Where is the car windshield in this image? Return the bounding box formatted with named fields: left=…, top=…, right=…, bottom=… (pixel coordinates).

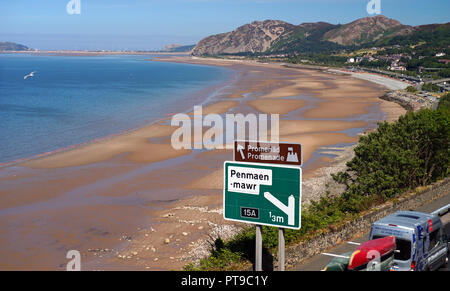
left=372, top=235, right=412, bottom=261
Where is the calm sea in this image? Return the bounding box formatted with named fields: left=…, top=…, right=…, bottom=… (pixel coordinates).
left=0, top=54, right=231, bottom=164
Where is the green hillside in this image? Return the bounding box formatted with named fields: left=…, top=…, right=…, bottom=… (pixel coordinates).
left=268, top=23, right=343, bottom=54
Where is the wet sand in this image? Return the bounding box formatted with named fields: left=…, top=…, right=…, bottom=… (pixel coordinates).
left=0, top=56, right=406, bottom=270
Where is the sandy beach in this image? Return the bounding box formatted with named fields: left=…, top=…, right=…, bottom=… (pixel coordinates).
left=0, top=55, right=406, bottom=270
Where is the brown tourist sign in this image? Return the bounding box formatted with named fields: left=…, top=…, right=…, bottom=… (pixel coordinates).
left=233, top=140, right=303, bottom=166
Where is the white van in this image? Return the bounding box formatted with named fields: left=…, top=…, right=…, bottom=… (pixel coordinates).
left=369, top=210, right=449, bottom=271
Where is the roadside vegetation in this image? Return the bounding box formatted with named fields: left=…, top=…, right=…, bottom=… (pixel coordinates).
left=422, top=83, right=441, bottom=93
left=406, top=86, right=418, bottom=93
left=184, top=99, right=450, bottom=271
left=437, top=92, right=450, bottom=113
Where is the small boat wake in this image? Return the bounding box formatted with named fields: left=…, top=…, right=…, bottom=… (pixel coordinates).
left=24, top=71, right=36, bottom=80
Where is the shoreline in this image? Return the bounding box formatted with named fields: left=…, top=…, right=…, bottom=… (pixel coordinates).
left=0, top=50, right=190, bottom=56
left=0, top=55, right=407, bottom=270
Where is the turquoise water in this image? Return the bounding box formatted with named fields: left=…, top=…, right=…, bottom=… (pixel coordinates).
left=0, top=54, right=231, bottom=164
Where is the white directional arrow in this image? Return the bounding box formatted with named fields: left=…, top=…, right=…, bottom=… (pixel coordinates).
left=264, top=192, right=295, bottom=225
left=236, top=144, right=246, bottom=160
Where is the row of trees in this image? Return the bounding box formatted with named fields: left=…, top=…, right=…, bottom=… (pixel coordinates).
left=331, top=98, right=449, bottom=212
left=422, top=83, right=441, bottom=92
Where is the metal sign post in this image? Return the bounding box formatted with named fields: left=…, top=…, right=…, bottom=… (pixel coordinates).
left=255, top=225, right=263, bottom=271
left=278, top=228, right=285, bottom=271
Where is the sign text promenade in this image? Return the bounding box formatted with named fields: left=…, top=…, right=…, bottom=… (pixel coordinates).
left=234, top=141, right=302, bottom=166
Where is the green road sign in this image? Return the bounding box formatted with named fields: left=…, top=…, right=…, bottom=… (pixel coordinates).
left=223, top=161, right=302, bottom=230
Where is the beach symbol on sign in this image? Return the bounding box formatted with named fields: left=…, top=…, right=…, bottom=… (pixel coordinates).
left=286, top=147, right=299, bottom=163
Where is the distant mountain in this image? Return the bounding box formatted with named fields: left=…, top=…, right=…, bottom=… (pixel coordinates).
left=192, top=15, right=448, bottom=56
left=192, top=20, right=297, bottom=56
left=162, top=44, right=183, bottom=51
left=0, top=41, right=30, bottom=51
left=323, top=15, right=414, bottom=46
left=161, top=44, right=196, bottom=53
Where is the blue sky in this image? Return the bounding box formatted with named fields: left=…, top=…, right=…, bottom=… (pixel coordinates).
left=0, top=0, right=449, bottom=50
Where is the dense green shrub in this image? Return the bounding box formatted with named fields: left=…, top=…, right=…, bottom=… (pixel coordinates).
left=334, top=109, right=449, bottom=206
left=422, top=83, right=441, bottom=92
left=438, top=68, right=450, bottom=78
left=406, top=86, right=418, bottom=93
left=438, top=92, right=450, bottom=113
